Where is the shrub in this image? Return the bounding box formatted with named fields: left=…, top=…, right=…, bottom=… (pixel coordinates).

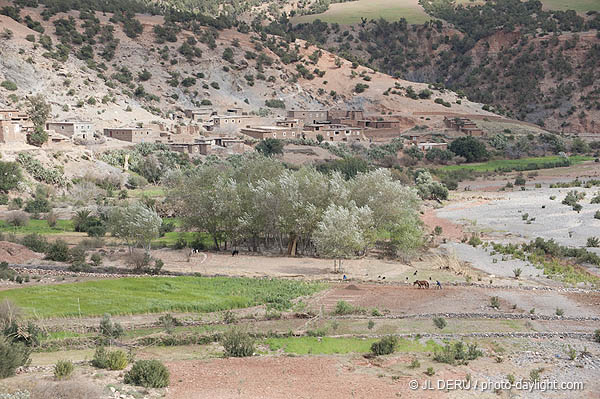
left=490, top=296, right=500, bottom=309
left=433, top=317, right=447, bottom=330
left=90, top=253, right=102, bottom=267
left=468, top=234, right=482, bottom=247
left=425, top=367, right=435, bottom=376
left=99, top=314, right=124, bottom=339
left=594, top=329, right=600, bottom=343
left=91, top=346, right=108, bottom=368
left=529, top=368, right=543, bottom=381
left=0, top=161, right=22, bottom=192
left=0, top=81, right=17, bottom=91
left=595, top=211, right=600, bottom=220
left=107, top=350, right=128, bottom=370
left=158, top=313, right=180, bottom=333
left=370, top=335, right=397, bottom=356
left=433, top=341, right=482, bottom=365
left=20, top=233, right=48, bottom=253
left=354, top=83, right=369, bottom=93
left=264, top=99, right=285, bottom=109
left=7, top=211, right=29, bottom=227
left=0, top=336, right=31, bottom=378
left=126, top=251, right=152, bottom=271
left=555, top=308, right=564, bottom=316
left=513, top=268, right=522, bottom=278
left=46, top=211, right=57, bottom=228
left=587, top=237, right=599, bottom=248
left=124, top=360, right=169, bottom=388
left=409, top=358, right=420, bottom=369
left=367, top=320, right=375, bottom=330
left=45, top=240, right=70, bottom=262
left=333, top=300, right=354, bottom=315
left=514, top=174, right=526, bottom=186
left=221, top=327, right=255, bottom=357
left=54, top=360, right=74, bottom=380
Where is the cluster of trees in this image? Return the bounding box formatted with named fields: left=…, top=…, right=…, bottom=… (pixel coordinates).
left=166, top=154, right=423, bottom=258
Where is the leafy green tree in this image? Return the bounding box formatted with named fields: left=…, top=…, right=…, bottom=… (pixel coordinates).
left=449, top=137, right=488, bottom=163
left=108, top=202, right=161, bottom=253
left=255, top=138, right=284, bottom=157
left=0, top=162, right=22, bottom=192
left=313, top=202, right=373, bottom=271
left=26, top=94, right=51, bottom=130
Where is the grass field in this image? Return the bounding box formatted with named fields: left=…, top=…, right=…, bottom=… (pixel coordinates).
left=540, top=0, right=600, bottom=12
left=292, top=0, right=599, bottom=26
left=292, top=0, right=431, bottom=25
left=0, top=219, right=74, bottom=235
left=265, top=336, right=441, bottom=354
left=438, top=155, right=593, bottom=173
left=0, top=277, right=327, bottom=318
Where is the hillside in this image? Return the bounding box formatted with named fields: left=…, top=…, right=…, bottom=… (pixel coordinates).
left=0, top=1, right=498, bottom=134
left=289, top=0, right=600, bottom=133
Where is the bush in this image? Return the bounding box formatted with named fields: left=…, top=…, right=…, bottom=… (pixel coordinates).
left=7, top=211, right=29, bottom=227
left=333, top=300, right=354, bottom=315
left=586, top=237, right=599, bottom=248
left=0, top=336, right=31, bottom=378
left=221, top=327, right=255, bottom=357
left=264, top=99, right=285, bottom=109
left=594, top=329, right=600, bottom=343
left=425, top=367, right=435, bottom=376
left=370, top=335, right=397, bottom=356
left=54, top=360, right=74, bottom=380
left=45, top=239, right=70, bottom=262
left=468, top=234, right=482, bottom=247
left=91, top=346, right=108, bottom=369
left=124, top=360, right=170, bottom=388
left=20, top=233, right=48, bottom=253
left=0, top=161, right=22, bottom=192
left=490, top=296, right=500, bottom=309
left=1, top=80, right=17, bottom=91
left=555, top=308, right=564, bottom=316
left=433, top=317, right=447, bottom=330
left=99, top=314, right=123, bottom=340
left=107, top=350, right=128, bottom=370
left=513, top=268, right=522, bottom=278
left=90, top=253, right=102, bottom=267
left=433, top=341, right=482, bottom=365
left=354, top=83, right=369, bottom=93
left=514, top=174, right=526, bottom=186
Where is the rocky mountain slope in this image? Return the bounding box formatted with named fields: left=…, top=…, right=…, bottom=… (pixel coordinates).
left=0, top=2, right=494, bottom=134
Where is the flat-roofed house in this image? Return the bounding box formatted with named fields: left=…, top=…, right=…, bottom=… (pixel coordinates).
left=286, top=110, right=328, bottom=125
left=302, top=124, right=364, bottom=142
left=103, top=127, right=158, bottom=143
left=46, top=121, right=94, bottom=139
left=0, top=120, right=25, bottom=144
left=241, top=126, right=298, bottom=140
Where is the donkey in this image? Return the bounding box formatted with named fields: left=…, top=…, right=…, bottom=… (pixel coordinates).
left=413, top=280, right=429, bottom=289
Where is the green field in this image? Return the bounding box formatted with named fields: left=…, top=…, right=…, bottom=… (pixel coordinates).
left=265, top=336, right=441, bottom=355
left=292, top=0, right=431, bottom=25
left=540, top=0, right=600, bottom=12
left=0, top=219, right=74, bottom=235
left=438, top=155, right=593, bottom=173
left=292, top=0, right=599, bottom=26
left=0, top=277, right=327, bottom=318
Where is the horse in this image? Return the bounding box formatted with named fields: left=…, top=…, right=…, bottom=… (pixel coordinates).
left=232, top=250, right=239, bottom=256
left=413, top=280, right=429, bottom=289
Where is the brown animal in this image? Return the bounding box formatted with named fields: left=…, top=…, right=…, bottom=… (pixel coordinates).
left=413, top=280, right=429, bottom=289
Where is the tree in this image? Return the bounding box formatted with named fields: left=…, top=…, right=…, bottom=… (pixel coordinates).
left=448, top=137, right=488, bottom=163
left=27, top=127, right=48, bottom=147
left=26, top=94, right=51, bottom=130
left=313, top=202, right=373, bottom=271
left=414, top=170, right=448, bottom=201
left=255, top=138, right=284, bottom=157
left=108, top=202, right=161, bottom=253
left=0, top=162, right=22, bottom=192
